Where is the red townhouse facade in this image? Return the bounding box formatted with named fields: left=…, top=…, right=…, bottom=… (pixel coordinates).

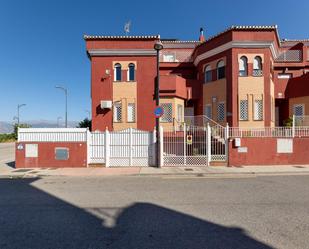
left=85, top=25, right=309, bottom=131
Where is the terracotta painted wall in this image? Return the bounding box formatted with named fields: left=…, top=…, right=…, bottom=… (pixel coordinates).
left=229, top=137, right=309, bottom=166
left=15, top=142, right=87, bottom=168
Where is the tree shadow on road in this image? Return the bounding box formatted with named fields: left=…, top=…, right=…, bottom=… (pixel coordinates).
left=0, top=178, right=273, bottom=249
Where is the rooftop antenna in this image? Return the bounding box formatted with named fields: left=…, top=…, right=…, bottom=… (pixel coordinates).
left=124, top=20, right=131, bottom=35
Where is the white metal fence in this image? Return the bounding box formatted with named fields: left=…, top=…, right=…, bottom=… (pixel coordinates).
left=229, top=126, right=309, bottom=138
left=18, top=128, right=87, bottom=142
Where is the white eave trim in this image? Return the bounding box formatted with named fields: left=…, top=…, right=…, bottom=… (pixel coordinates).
left=88, top=49, right=157, bottom=57
left=194, top=41, right=279, bottom=65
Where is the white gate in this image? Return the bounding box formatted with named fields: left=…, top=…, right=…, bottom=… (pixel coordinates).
left=89, top=132, right=106, bottom=164
left=88, top=128, right=155, bottom=167
left=162, top=123, right=228, bottom=166
left=163, top=124, right=209, bottom=166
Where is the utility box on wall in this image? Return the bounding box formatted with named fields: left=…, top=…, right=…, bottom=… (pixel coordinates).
left=234, top=138, right=241, bottom=147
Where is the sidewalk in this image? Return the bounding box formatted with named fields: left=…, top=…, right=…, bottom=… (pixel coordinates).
left=2, top=164, right=309, bottom=178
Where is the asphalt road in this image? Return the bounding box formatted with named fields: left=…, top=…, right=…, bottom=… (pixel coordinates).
left=0, top=175, right=308, bottom=249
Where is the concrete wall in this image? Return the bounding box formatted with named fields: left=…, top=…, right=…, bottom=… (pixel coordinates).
left=15, top=142, right=87, bottom=168
left=229, top=137, right=309, bottom=166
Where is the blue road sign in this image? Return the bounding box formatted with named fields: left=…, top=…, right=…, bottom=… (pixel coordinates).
left=154, top=106, right=164, bottom=118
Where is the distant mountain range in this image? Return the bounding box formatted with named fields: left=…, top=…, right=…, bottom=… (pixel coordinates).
left=0, top=120, right=79, bottom=134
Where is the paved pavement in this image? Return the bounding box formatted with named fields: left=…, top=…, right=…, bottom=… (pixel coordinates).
left=0, top=175, right=309, bottom=249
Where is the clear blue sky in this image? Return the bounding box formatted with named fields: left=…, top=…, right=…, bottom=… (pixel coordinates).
left=0, top=0, right=308, bottom=122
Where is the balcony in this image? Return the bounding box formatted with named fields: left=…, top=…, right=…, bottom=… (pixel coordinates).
left=275, top=50, right=302, bottom=62
left=160, top=75, right=191, bottom=99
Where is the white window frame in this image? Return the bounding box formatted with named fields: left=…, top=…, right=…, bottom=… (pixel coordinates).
left=127, top=103, right=136, bottom=122
left=113, top=102, right=122, bottom=122
left=254, top=99, right=264, bottom=121
left=293, top=104, right=305, bottom=116
left=204, top=65, right=212, bottom=83
left=114, top=63, right=122, bottom=81
left=217, top=60, right=225, bottom=80
left=204, top=104, right=212, bottom=119
left=127, top=63, right=135, bottom=82
left=177, top=104, right=183, bottom=122
left=239, top=56, right=248, bottom=76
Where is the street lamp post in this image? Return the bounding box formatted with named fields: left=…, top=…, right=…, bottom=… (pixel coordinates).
left=55, top=85, right=68, bottom=128
left=17, top=104, right=26, bottom=125
left=154, top=41, right=163, bottom=168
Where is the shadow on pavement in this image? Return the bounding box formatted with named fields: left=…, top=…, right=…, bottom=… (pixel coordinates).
left=0, top=178, right=273, bottom=249
left=5, top=161, right=15, bottom=168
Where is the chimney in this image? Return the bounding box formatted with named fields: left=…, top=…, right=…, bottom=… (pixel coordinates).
left=199, top=27, right=205, bottom=42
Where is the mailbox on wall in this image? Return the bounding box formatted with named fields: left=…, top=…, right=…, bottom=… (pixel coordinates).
left=234, top=138, right=241, bottom=147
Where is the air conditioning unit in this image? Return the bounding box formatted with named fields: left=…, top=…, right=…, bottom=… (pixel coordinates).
left=100, top=100, right=112, bottom=109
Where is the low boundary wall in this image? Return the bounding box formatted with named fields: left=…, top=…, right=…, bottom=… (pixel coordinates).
left=229, top=137, right=309, bottom=166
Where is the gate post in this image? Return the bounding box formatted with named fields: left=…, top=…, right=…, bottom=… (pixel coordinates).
left=183, top=122, right=186, bottom=166
left=105, top=128, right=110, bottom=167
left=292, top=115, right=295, bottom=138
left=160, top=126, right=164, bottom=167
left=225, top=123, right=229, bottom=163
left=152, top=127, right=156, bottom=166
left=86, top=129, right=91, bottom=167
left=207, top=123, right=211, bottom=166
left=129, top=127, right=133, bottom=166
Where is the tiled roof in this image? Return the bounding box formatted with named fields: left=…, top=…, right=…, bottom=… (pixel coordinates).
left=207, top=25, right=277, bottom=41
left=195, top=25, right=278, bottom=48
left=162, top=40, right=200, bottom=44
left=83, top=35, right=160, bottom=40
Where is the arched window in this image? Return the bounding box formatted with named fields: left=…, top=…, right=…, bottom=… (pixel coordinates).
left=128, top=63, right=135, bottom=81
left=239, top=56, right=248, bottom=76
left=217, top=60, right=225, bottom=79
left=204, top=65, right=212, bottom=83
left=253, top=56, right=262, bottom=76
left=114, top=63, right=122, bottom=81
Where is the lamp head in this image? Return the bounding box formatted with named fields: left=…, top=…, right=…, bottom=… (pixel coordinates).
left=154, top=41, right=163, bottom=51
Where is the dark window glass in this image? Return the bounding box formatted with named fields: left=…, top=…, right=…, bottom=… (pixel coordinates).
left=218, top=66, right=225, bottom=79
left=129, top=64, right=135, bottom=81
left=115, top=64, right=122, bottom=81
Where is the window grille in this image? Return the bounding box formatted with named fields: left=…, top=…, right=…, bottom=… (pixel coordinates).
left=114, top=63, right=122, bottom=81
left=128, top=63, right=135, bottom=81
left=177, top=104, right=183, bottom=122
left=204, top=65, right=212, bottom=83
left=217, top=103, right=225, bottom=122
left=160, top=103, right=173, bottom=122
left=113, top=103, right=122, bottom=122
left=239, top=100, right=248, bottom=120
left=127, top=103, right=136, bottom=122
left=254, top=99, right=263, bottom=120
left=253, top=56, right=263, bottom=77
left=217, top=60, right=225, bottom=79
left=293, top=104, right=304, bottom=116
left=204, top=105, right=212, bottom=119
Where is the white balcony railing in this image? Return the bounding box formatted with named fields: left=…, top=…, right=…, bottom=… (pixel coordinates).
left=275, top=50, right=302, bottom=62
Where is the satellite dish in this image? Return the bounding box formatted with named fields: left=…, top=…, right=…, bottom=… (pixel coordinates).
left=124, top=20, right=131, bottom=35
